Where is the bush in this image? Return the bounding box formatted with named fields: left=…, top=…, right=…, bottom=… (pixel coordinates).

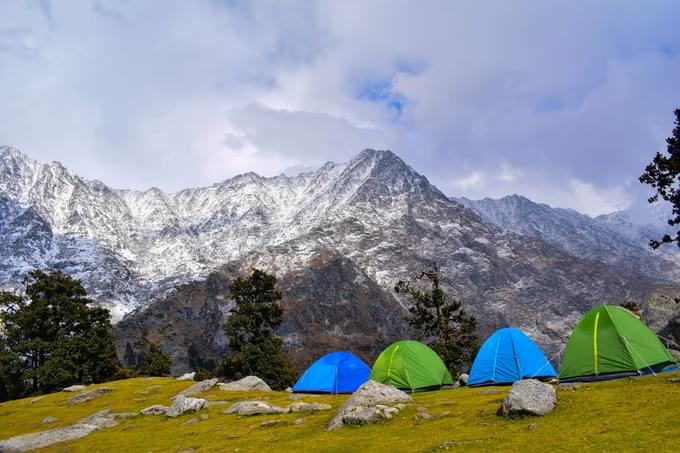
left=139, top=343, right=172, bottom=377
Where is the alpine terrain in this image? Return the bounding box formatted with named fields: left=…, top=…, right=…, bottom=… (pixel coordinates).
left=2, top=145, right=679, bottom=373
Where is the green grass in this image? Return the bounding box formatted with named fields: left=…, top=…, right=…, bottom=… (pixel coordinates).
left=2, top=371, right=680, bottom=452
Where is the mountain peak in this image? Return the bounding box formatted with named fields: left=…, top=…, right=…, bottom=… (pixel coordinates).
left=0, top=146, right=29, bottom=163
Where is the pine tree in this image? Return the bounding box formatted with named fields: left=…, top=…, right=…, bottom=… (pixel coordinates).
left=139, top=343, right=172, bottom=376
left=640, top=108, right=680, bottom=248
left=0, top=270, right=121, bottom=399
left=217, top=269, right=296, bottom=390
left=395, top=264, right=478, bottom=377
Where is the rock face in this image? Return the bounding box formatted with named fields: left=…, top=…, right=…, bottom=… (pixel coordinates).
left=68, top=387, right=113, bottom=405
left=166, top=395, right=207, bottom=418
left=499, top=379, right=557, bottom=417
left=218, top=376, right=271, bottom=392
left=327, top=380, right=412, bottom=430
left=180, top=378, right=219, bottom=396
left=223, top=401, right=286, bottom=416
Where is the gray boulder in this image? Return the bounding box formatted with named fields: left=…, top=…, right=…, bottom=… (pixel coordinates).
left=0, top=410, right=125, bottom=452
left=140, top=404, right=169, bottom=416
left=217, top=376, right=272, bottom=392
left=327, top=380, right=412, bottom=430
left=176, top=372, right=196, bottom=381
left=287, top=402, right=332, bottom=413
left=68, top=387, right=114, bottom=405
left=499, top=379, right=556, bottom=417
left=166, top=395, right=207, bottom=417
left=180, top=378, right=219, bottom=396
left=458, top=373, right=469, bottom=386
left=223, top=401, right=286, bottom=416
left=41, top=416, right=58, bottom=425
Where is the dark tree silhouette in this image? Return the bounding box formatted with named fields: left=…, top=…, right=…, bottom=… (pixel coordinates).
left=395, top=263, right=478, bottom=377
left=640, top=108, right=680, bottom=248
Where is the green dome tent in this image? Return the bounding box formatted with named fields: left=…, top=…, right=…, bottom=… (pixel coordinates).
left=559, top=305, right=676, bottom=381
left=369, top=340, right=453, bottom=391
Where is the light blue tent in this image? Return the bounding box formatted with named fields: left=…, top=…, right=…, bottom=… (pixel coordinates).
left=292, top=351, right=370, bottom=393
left=468, top=327, right=557, bottom=386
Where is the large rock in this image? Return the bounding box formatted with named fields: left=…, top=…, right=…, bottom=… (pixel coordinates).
left=180, top=378, right=219, bottom=396
left=327, top=380, right=412, bottom=430
left=223, top=401, right=286, bottom=416
left=0, top=410, right=125, bottom=452
left=166, top=395, right=207, bottom=417
left=68, top=387, right=114, bottom=405
left=217, top=376, right=271, bottom=392
left=499, top=379, right=556, bottom=417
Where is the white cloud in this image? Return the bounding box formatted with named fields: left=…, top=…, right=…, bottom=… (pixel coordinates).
left=1, top=0, right=679, bottom=214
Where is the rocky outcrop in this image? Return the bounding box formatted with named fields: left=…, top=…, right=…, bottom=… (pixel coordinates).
left=327, top=380, right=412, bottom=430
left=0, top=409, right=133, bottom=452
left=68, top=387, right=113, bottom=405
left=218, top=376, right=271, bottom=392
left=223, top=401, right=286, bottom=416
left=499, top=379, right=557, bottom=417
left=166, top=395, right=207, bottom=417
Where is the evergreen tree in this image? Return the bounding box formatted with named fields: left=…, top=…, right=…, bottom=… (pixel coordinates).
left=217, top=269, right=296, bottom=390
left=139, top=343, right=172, bottom=376
left=395, top=264, right=478, bottom=377
left=0, top=270, right=121, bottom=400
left=640, top=108, right=680, bottom=248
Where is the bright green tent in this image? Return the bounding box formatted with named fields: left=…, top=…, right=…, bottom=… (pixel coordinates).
left=559, top=305, right=676, bottom=381
left=369, top=340, right=453, bottom=391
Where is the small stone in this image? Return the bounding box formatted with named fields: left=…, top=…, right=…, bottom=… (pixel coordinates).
left=668, top=377, right=680, bottom=383
left=416, top=406, right=429, bottom=412
left=200, top=414, right=209, bottom=420
left=414, top=412, right=433, bottom=420
left=68, top=387, right=114, bottom=405
left=166, top=395, right=207, bottom=418
left=558, top=383, right=580, bottom=391
left=438, top=441, right=454, bottom=450
left=287, top=402, right=332, bottom=413
left=41, top=416, right=58, bottom=424
left=181, top=418, right=199, bottom=427
left=457, top=373, right=469, bottom=386
left=527, top=423, right=541, bottom=430
left=176, top=372, right=196, bottom=381
left=260, top=420, right=278, bottom=428
left=440, top=411, right=451, bottom=417
left=223, top=401, right=285, bottom=416
left=62, top=385, right=88, bottom=392
left=294, top=418, right=305, bottom=425
left=140, top=405, right=168, bottom=416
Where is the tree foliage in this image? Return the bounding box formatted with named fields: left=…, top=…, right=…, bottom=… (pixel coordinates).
left=395, top=264, right=478, bottom=377
left=0, top=270, right=121, bottom=400
left=640, top=108, right=680, bottom=248
left=217, top=269, right=296, bottom=390
left=139, top=343, right=172, bottom=377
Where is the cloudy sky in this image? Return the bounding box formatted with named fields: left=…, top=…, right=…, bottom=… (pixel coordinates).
left=1, top=1, right=679, bottom=216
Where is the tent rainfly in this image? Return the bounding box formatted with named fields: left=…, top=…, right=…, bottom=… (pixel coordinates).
left=559, top=305, right=677, bottom=382
left=468, top=327, right=557, bottom=386
left=292, top=351, right=370, bottom=394
left=369, top=340, right=453, bottom=391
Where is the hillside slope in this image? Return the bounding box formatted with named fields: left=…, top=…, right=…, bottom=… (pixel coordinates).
left=1, top=374, right=680, bottom=452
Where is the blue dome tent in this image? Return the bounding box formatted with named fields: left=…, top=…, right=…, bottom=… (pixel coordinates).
left=292, top=351, right=370, bottom=393
left=468, top=327, right=557, bottom=386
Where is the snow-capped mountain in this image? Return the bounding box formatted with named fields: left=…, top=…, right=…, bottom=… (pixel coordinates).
left=456, top=194, right=680, bottom=280
left=3, top=146, right=679, bottom=372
